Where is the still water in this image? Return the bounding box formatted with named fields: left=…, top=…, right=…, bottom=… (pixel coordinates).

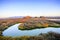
left=3, top=23, right=60, bottom=37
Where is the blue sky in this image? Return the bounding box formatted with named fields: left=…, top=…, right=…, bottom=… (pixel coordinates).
left=0, top=0, right=60, bottom=18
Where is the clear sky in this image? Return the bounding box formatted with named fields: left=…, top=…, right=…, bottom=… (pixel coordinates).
left=0, top=0, right=60, bottom=18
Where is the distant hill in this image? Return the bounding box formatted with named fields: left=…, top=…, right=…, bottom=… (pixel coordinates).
left=9, top=16, right=24, bottom=19
left=45, top=16, right=60, bottom=19
left=0, top=16, right=60, bottom=20
left=0, top=16, right=24, bottom=20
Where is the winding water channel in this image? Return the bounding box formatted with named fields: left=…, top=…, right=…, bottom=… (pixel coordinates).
left=3, top=23, right=60, bottom=37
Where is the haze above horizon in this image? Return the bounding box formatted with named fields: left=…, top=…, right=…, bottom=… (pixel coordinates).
left=0, top=0, right=60, bottom=18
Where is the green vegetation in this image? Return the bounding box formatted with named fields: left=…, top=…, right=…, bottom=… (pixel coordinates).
left=18, top=20, right=60, bottom=30
left=0, top=16, right=60, bottom=31
left=0, top=32, right=60, bottom=40
left=0, top=36, right=30, bottom=40
left=0, top=31, right=2, bottom=36
left=0, top=16, right=60, bottom=36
